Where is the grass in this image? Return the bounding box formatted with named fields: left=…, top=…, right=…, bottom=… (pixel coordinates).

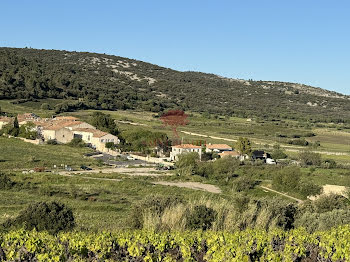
left=0, top=137, right=95, bottom=171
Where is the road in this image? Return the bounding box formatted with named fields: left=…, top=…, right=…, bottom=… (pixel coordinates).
left=259, top=186, right=304, bottom=203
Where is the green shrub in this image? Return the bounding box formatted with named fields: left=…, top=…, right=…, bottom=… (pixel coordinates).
left=186, top=205, right=217, bottom=230
left=271, top=149, right=287, bottom=160
left=298, top=181, right=322, bottom=198
left=47, top=139, right=58, bottom=145
left=68, top=137, right=86, bottom=147
left=313, top=194, right=349, bottom=213
left=232, top=176, right=257, bottom=192
left=2, top=201, right=75, bottom=234
left=299, top=151, right=322, bottom=166
left=0, top=173, right=16, bottom=190
left=272, top=167, right=301, bottom=192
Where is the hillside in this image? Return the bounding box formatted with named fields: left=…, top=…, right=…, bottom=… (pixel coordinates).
left=1, top=47, right=350, bottom=122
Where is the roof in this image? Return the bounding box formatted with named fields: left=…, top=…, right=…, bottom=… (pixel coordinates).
left=43, top=120, right=83, bottom=131
left=54, top=116, right=79, bottom=121
left=219, top=151, right=241, bottom=157
left=206, top=144, right=232, bottom=150
left=172, top=144, right=202, bottom=149
left=73, top=128, right=109, bottom=138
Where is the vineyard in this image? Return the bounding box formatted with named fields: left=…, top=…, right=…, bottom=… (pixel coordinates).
left=1, top=226, right=350, bottom=261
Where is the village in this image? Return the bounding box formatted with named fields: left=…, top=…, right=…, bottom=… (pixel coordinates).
left=0, top=113, right=278, bottom=171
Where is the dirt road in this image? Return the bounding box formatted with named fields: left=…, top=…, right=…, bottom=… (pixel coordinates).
left=259, top=186, right=304, bottom=203
left=153, top=181, right=222, bottom=194
left=59, top=167, right=171, bottom=177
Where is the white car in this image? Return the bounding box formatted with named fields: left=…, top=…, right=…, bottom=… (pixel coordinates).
left=266, top=158, right=276, bottom=165
left=126, top=156, right=134, bottom=160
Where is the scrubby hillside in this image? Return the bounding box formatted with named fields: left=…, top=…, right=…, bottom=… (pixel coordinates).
left=1, top=47, right=349, bottom=122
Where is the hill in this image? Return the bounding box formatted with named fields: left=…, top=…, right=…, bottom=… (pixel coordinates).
left=1, top=47, right=350, bottom=122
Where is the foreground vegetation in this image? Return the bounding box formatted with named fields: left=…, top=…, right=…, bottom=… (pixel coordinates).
left=2, top=226, right=350, bottom=261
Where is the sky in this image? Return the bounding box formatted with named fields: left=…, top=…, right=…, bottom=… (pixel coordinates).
left=1, top=0, right=349, bottom=94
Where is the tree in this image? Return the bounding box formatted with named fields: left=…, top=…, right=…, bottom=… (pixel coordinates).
left=160, top=110, right=189, bottom=138
left=105, top=142, right=116, bottom=150
left=235, top=137, right=252, bottom=155
left=90, top=112, right=119, bottom=135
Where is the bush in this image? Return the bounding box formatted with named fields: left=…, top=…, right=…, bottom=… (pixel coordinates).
left=271, top=149, right=287, bottom=160
left=2, top=201, right=75, bottom=234
left=272, top=167, right=301, bottom=192
left=68, top=137, right=86, bottom=147
left=321, top=159, right=337, bottom=169
left=40, top=103, right=51, bottom=110
left=313, top=194, right=349, bottom=213
left=186, top=205, right=217, bottom=230
left=47, top=139, right=58, bottom=145
left=288, top=138, right=309, bottom=146
left=0, top=173, right=16, bottom=190
left=298, top=182, right=322, bottom=198
left=299, top=151, right=322, bottom=166
left=232, top=176, right=257, bottom=192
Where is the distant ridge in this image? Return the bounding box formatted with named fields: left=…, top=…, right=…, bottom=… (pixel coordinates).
left=0, top=47, right=349, bottom=122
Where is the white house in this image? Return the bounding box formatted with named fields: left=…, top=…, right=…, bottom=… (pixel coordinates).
left=170, top=144, right=202, bottom=161
left=72, top=128, right=120, bottom=151
left=0, top=117, right=12, bottom=130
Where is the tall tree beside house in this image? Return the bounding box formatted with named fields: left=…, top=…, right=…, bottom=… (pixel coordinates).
left=235, top=137, right=252, bottom=156
left=90, top=112, right=119, bottom=136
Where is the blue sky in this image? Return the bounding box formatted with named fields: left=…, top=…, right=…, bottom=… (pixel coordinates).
left=1, top=0, right=349, bottom=94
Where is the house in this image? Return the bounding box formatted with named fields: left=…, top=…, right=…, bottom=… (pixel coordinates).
left=0, top=117, right=12, bottom=129
left=41, top=126, right=74, bottom=143
left=17, top=113, right=40, bottom=125
left=205, top=143, right=232, bottom=153
left=218, top=150, right=249, bottom=161
left=251, top=150, right=270, bottom=161
left=170, top=144, right=202, bottom=161
left=218, top=151, right=240, bottom=159
left=72, top=128, right=120, bottom=151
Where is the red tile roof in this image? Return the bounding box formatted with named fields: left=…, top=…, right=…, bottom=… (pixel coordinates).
left=206, top=144, right=232, bottom=150
left=173, top=144, right=202, bottom=149
left=219, top=151, right=240, bottom=157
left=73, top=128, right=109, bottom=138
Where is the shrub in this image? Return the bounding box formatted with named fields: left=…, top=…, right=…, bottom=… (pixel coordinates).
left=40, top=103, right=51, bottom=110
left=321, top=159, right=337, bottom=169
left=232, top=176, right=257, bottom=192
left=186, top=205, right=217, bottom=230
left=298, top=182, right=322, bottom=198
left=271, top=149, right=287, bottom=160
left=47, top=139, right=58, bottom=145
left=299, top=151, right=322, bottom=166
left=2, top=201, right=75, bottom=234
left=68, top=137, right=86, bottom=147
left=0, top=173, right=16, bottom=190
left=272, top=167, right=301, bottom=192
left=313, top=194, right=349, bottom=213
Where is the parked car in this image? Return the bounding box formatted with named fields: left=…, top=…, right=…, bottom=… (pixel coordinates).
left=80, top=165, right=92, bottom=170
left=266, top=158, right=276, bottom=165
left=126, top=156, right=134, bottom=160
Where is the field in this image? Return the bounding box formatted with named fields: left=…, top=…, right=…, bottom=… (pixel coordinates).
left=1, top=99, right=350, bottom=234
